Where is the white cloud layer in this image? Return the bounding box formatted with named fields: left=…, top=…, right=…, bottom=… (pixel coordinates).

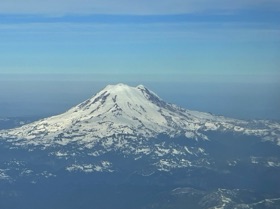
left=0, top=0, right=279, bottom=15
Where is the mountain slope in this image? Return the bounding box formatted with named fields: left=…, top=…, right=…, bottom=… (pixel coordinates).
left=1, top=83, right=279, bottom=148
left=1, top=83, right=280, bottom=209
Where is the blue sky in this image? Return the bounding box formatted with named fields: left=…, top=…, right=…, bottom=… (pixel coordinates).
left=0, top=0, right=279, bottom=119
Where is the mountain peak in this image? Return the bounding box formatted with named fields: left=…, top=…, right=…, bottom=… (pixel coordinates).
left=103, top=83, right=132, bottom=92
left=94, top=83, right=162, bottom=106
left=136, top=84, right=147, bottom=90
left=102, top=83, right=151, bottom=95
left=1, top=83, right=279, bottom=148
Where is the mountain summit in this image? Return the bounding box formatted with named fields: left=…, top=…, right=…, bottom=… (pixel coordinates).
left=1, top=83, right=279, bottom=147
left=1, top=84, right=280, bottom=209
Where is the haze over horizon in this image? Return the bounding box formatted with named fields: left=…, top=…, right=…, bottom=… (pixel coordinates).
left=0, top=0, right=279, bottom=120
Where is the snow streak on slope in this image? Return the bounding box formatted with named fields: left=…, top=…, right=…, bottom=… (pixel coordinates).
left=0, top=83, right=279, bottom=147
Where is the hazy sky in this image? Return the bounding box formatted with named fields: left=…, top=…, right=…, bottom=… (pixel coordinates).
left=0, top=0, right=279, bottom=119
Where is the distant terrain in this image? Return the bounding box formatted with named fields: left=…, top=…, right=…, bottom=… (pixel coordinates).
left=0, top=117, right=38, bottom=130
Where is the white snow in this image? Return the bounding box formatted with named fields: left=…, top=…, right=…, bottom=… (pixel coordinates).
left=20, top=169, right=33, bottom=176
left=184, top=146, right=193, bottom=155
left=55, top=151, right=68, bottom=157
left=204, top=122, right=218, bottom=130
left=155, top=147, right=170, bottom=156
left=0, top=170, right=10, bottom=180
left=0, top=83, right=279, bottom=149
left=185, top=131, right=195, bottom=139
left=212, top=195, right=232, bottom=209
left=198, top=148, right=205, bottom=153
left=136, top=147, right=151, bottom=155
left=172, top=148, right=182, bottom=155
left=66, top=161, right=112, bottom=173
left=268, top=161, right=276, bottom=167
left=251, top=156, right=259, bottom=164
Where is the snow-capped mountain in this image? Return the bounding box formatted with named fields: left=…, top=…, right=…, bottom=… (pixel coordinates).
left=1, top=83, right=279, bottom=148
left=1, top=83, right=280, bottom=209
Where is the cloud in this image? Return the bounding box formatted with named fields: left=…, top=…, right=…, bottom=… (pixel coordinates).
left=0, top=0, right=279, bottom=15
